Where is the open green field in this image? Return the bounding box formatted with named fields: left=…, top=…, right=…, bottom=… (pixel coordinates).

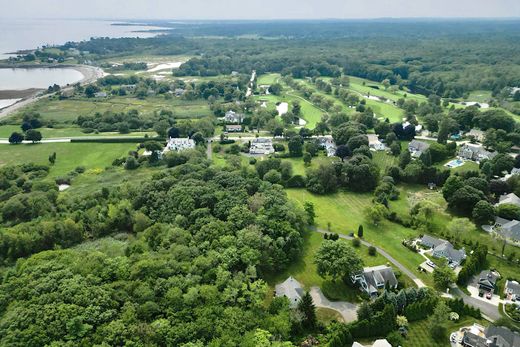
left=257, top=73, right=280, bottom=85
left=347, top=76, right=428, bottom=104
left=0, top=125, right=157, bottom=138
left=286, top=189, right=431, bottom=285
left=372, top=150, right=398, bottom=174
left=10, top=96, right=212, bottom=124
left=0, top=142, right=137, bottom=177
left=465, top=90, right=493, bottom=103
left=282, top=155, right=337, bottom=176
left=255, top=92, right=324, bottom=129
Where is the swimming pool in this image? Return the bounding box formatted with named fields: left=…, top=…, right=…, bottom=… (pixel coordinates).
left=444, top=159, right=465, bottom=168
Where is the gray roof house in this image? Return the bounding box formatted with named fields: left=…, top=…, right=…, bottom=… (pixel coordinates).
left=350, top=265, right=398, bottom=297
left=496, top=220, right=520, bottom=243
left=463, top=325, right=520, bottom=347
left=497, top=193, right=520, bottom=208
left=408, top=140, right=430, bottom=158
left=368, top=134, right=386, bottom=151
left=275, top=277, right=304, bottom=308
left=477, top=270, right=500, bottom=294
left=224, top=110, right=244, bottom=124
left=458, top=143, right=497, bottom=162
left=250, top=138, right=275, bottom=155
left=504, top=280, right=520, bottom=300
left=467, top=129, right=485, bottom=142
left=420, top=235, right=466, bottom=266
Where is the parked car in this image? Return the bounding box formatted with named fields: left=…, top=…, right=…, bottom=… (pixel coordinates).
left=426, top=261, right=436, bottom=268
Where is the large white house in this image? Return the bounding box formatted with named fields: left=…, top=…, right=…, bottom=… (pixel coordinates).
left=163, top=137, right=196, bottom=153
left=350, top=265, right=398, bottom=297
left=249, top=138, right=275, bottom=155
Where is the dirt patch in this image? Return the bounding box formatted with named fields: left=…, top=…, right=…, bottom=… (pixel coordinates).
left=0, top=89, right=41, bottom=99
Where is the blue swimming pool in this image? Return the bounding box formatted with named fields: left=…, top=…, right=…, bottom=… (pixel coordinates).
left=444, top=159, right=465, bottom=168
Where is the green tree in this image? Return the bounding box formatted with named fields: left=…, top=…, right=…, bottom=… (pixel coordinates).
left=315, top=240, right=363, bottom=281
left=8, top=132, right=24, bottom=144
left=472, top=201, right=495, bottom=225
left=25, top=129, right=42, bottom=143
left=365, top=203, right=387, bottom=225
left=288, top=136, right=303, bottom=157
left=398, top=150, right=411, bottom=169
left=304, top=202, right=316, bottom=225
left=298, top=292, right=317, bottom=329
left=433, top=262, right=456, bottom=290
left=429, top=300, right=450, bottom=342
left=357, top=225, right=364, bottom=238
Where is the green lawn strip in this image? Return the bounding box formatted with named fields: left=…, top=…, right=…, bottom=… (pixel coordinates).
left=346, top=76, right=428, bottom=104
left=282, top=155, right=336, bottom=176
left=316, top=307, right=344, bottom=324
left=372, top=151, right=398, bottom=174
left=0, top=142, right=137, bottom=177
left=286, top=189, right=432, bottom=286
left=0, top=125, right=157, bottom=138
left=10, top=96, right=212, bottom=123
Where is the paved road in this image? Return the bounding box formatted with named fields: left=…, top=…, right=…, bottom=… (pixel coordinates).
left=450, top=286, right=500, bottom=321
left=310, top=286, right=358, bottom=323
left=314, top=228, right=426, bottom=288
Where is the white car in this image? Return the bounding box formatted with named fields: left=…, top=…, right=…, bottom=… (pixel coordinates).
left=426, top=261, right=436, bottom=268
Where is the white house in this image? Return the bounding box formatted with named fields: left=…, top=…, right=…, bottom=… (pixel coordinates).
left=250, top=138, right=275, bottom=155
left=224, top=110, right=244, bottom=124
left=317, top=136, right=337, bottom=157
left=368, top=134, right=386, bottom=151
left=163, top=137, right=196, bottom=153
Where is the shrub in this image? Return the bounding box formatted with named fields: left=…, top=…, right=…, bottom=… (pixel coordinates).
left=352, top=238, right=361, bottom=248
left=368, top=246, right=377, bottom=256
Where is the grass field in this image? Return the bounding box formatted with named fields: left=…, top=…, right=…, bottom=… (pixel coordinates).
left=372, top=150, right=398, bottom=174
left=257, top=73, right=280, bottom=85
left=0, top=142, right=137, bottom=177
left=10, top=95, right=212, bottom=124
left=347, top=76, right=428, bottom=104
left=282, top=155, right=337, bottom=176
left=286, top=189, right=431, bottom=285
left=316, top=307, right=344, bottom=324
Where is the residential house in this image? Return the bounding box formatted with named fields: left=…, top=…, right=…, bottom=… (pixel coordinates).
left=463, top=324, right=520, bottom=347
left=505, top=280, right=520, bottom=301
left=174, top=88, right=185, bottom=97
left=317, top=136, right=337, bottom=157
left=408, top=140, right=430, bottom=158
left=275, top=277, right=304, bottom=308
left=224, top=110, right=244, bottom=124
left=500, top=168, right=520, bottom=182
left=368, top=134, right=386, bottom=151
left=352, top=339, right=392, bottom=347
left=163, top=137, right=196, bottom=153
left=477, top=270, right=500, bottom=294
left=94, top=91, right=107, bottom=98
left=497, top=193, right=520, bottom=208
left=350, top=265, right=398, bottom=297
left=249, top=138, right=275, bottom=155
left=225, top=125, right=242, bottom=133
left=467, top=129, right=485, bottom=142
left=493, top=218, right=520, bottom=243
left=420, top=235, right=466, bottom=266
left=458, top=143, right=497, bottom=162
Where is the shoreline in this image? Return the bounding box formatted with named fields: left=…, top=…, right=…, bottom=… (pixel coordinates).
left=0, top=64, right=104, bottom=119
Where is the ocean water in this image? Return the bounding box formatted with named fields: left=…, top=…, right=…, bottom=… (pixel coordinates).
left=0, top=68, right=84, bottom=90
left=0, top=18, right=165, bottom=59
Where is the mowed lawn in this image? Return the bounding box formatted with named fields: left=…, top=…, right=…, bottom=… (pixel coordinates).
left=347, top=76, right=428, bottom=104
left=257, top=73, right=280, bottom=85
left=11, top=96, right=212, bottom=123
left=0, top=142, right=137, bottom=177
left=255, top=93, right=324, bottom=129
left=286, top=189, right=431, bottom=285
left=0, top=125, right=157, bottom=138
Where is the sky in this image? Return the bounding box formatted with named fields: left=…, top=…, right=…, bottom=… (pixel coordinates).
left=0, top=0, right=519, bottom=20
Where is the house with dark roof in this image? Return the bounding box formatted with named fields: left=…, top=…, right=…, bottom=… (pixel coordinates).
left=477, top=270, right=500, bottom=294
left=463, top=325, right=520, bottom=347
left=493, top=217, right=520, bottom=243
left=458, top=143, right=497, bottom=162
left=350, top=265, right=398, bottom=297
left=420, top=235, right=466, bottom=266
left=275, top=277, right=304, bottom=308
left=408, top=140, right=430, bottom=158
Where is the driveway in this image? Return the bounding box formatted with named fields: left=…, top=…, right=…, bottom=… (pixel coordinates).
left=310, top=286, right=358, bottom=323
left=314, top=228, right=426, bottom=288
left=450, top=285, right=501, bottom=321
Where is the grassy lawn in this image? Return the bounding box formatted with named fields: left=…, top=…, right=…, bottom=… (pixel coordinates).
left=372, top=151, right=398, bottom=174
left=265, top=231, right=391, bottom=303
left=346, top=76, right=428, bottom=104
left=286, top=189, right=431, bottom=286
left=10, top=96, right=212, bottom=123
left=0, top=142, right=137, bottom=177
left=257, top=73, right=280, bottom=85
left=282, top=155, right=337, bottom=176
left=405, top=316, right=488, bottom=347
left=316, top=307, right=344, bottom=324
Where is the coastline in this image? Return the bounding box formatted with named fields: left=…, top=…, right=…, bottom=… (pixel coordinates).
left=0, top=64, right=104, bottom=120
